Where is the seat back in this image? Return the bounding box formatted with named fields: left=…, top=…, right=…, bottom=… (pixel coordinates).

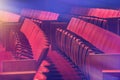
left=20, top=18, right=49, bottom=61
left=21, top=9, right=59, bottom=20
left=67, top=17, right=120, bottom=53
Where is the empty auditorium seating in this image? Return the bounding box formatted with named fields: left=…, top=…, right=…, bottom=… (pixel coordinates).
left=66, top=17, right=120, bottom=53
left=0, top=18, right=49, bottom=80
left=1, top=8, right=120, bottom=80
left=69, top=7, right=120, bottom=36
left=22, top=9, right=76, bottom=22
left=55, top=27, right=103, bottom=79
left=78, top=16, right=120, bottom=36
left=54, top=16, right=120, bottom=80
left=17, top=18, right=49, bottom=60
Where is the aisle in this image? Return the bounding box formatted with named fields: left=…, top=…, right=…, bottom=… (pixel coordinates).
left=34, top=47, right=84, bottom=80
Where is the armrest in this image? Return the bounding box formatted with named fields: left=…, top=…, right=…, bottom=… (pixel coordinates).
left=86, top=54, right=120, bottom=80
left=102, top=70, right=120, bottom=80
left=102, top=70, right=120, bottom=73
left=0, top=71, right=36, bottom=80
left=0, top=71, right=36, bottom=75
left=1, top=59, right=37, bottom=72
left=87, top=54, right=120, bottom=69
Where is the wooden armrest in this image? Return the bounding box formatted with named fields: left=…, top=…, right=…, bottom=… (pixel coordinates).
left=87, top=54, right=120, bottom=70
left=1, top=59, right=37, bottom=72
left=0, top=71, right=36, bottom=75
left=102, top=70, right=120, bottom=80
left=102, top=70, right=120, bottom=76
left=102, top=70, right=120, bottom=73
left=86, top=54, right=120, bottom=80
left=0, top=71, right=36, bottom=80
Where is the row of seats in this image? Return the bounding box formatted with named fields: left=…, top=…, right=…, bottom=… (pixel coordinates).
left=55, top=28, right=103, bottom=79
left=79, top=16, right=120, bottom=36
left=19, top=19, right=50, bottom=77
left=54, top=18, right=120, bottom=80
left=20, top=10, right=89, bottom=80
left=21, top=17, right=86, bottom=80
left=21, top=9, right=59, bottom=20
left=54, top=29, right=120, bottom=80
left=0, top=17, right=50, bottom=80
left=18, top=16, right=84, bottom=80
left=20, top=9, right=120, bottom=53
left=70, top=7, right=120, bottom=36
left=0, top=9, right=120, bottom=80
left=79, top=16, right=107, bottom=29
left=67, top=17, right=120, bottom=53
left=21, top=9, right=72, bottom=43
left=88, top=8, right=120, bottom=18
left=21, top=8, right=80, bottom=23
left=20, top=18, right=49, bottom=60
left=70, top=7, right=120, bottom=18
left=20, top=8, right=120, bottom=80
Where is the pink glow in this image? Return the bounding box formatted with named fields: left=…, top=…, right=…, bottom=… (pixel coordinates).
left=0, top=10, right=20, bottom=22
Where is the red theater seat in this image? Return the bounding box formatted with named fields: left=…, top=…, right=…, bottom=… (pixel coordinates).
left=67, top=17, right=120, bottom=53
left=0, top=18, right=49, bottom=80
left=21, top=9, right=59, bottom=20
left=20, top=18, right=49, bottom=60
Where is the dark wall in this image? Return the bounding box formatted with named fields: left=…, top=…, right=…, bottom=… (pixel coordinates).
left=1, top=0, right=72, bottom=13
left=1, top=0, right=120, bottom=14
left=60, top=0, right=120, bottom=8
